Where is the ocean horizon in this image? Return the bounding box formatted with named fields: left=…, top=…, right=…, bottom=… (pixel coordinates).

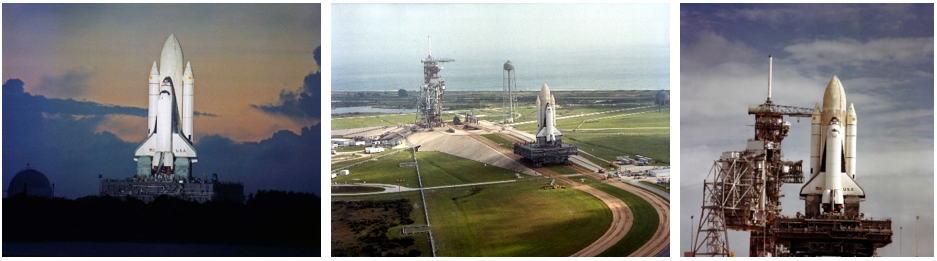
left=332, top=48, right=669, bottom=92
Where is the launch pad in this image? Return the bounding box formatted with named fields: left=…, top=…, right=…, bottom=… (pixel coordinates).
left=100, top=176, right=244, bottom=203
left=514, top=142, right=578, bottom=168
left=772, top=216, right=893, bottom=257
left=513, top=83, right=578, bottom=168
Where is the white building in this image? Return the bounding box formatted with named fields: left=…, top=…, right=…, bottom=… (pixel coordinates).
left=331, top=138, right=354, bottom=147
left=648, top=168, right=670, bottom=177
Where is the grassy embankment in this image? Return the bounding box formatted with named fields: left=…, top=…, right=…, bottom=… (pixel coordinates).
left=425, top=180, right=612, bottom=256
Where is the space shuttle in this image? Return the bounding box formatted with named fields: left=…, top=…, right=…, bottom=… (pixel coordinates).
left=800, top=76, right=864, bottom=217
left=133, top=34, right=198, bottom=179
left=535, top=84, right=562, bottom=144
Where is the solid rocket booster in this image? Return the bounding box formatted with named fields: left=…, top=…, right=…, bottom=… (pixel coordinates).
left=809, top=102, right=821, bottom=178
left=846, top=103, right=856, bottom=179
left=535, top=84, right=562, bottom=143
left=148, top=62, right=159, bottom=134
left=183, top=62, right=194, bottom=140
left=135, top=34, right=197, bottom=178
left=800, top=76, right=864, bottom=214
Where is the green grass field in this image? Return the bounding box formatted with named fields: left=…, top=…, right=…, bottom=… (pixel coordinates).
left=330, top=148, right=402, bottom=170
left=576, top=109, right=669, bottom=130
left=480, top=134, right=515, bottom=150
left=331, top=150, right=420, bottom=187
left=576, top=179, right=660, bottom=257
left=331, top=186, right=385, bottom=194
left=418, top=151, right=519, bottom=188
left=331, top=150, right=521, bottom=188
left=566, top=135, right=670, bottom=165
left=545, top=165, right=577, bottom=174
left=639, top=181, right=670, bottom=193
left=425, top=180, right=612, bottom=256
left=515, top=107, right=663, bottom=133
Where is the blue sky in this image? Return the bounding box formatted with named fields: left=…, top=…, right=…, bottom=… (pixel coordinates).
left=680, top=4, right=933, bottom=257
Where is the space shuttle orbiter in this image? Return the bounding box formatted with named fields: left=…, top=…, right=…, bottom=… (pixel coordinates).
left=133, top=34, right=198, bottom=179
left=800, top=76, right=864, bottom=217
left=535, top=84, right=562, bottom=144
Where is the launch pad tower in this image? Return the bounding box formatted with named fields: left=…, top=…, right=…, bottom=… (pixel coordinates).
left=416, top=37, right=453, bottom=129
left=691, top=56, right=811, bottom=257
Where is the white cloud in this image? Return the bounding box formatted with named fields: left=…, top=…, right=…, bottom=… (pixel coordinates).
left=784, top=37, right=934, bottom=69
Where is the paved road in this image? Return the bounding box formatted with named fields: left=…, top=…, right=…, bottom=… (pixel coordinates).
left=623, top=179, right=670, bottom=200
left=331, top=179, right=521, bottom=196
left=597, top=176, right=671, bottom=257
left=656, top=245, right=671, bottom=257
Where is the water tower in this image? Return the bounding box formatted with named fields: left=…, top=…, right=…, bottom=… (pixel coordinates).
left=503, top=60, right=516, bottom=123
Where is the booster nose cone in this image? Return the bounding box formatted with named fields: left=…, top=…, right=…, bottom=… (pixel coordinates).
left=183, top=62, right=193, bottom=79
left=150, top=61, right=159, bottom=75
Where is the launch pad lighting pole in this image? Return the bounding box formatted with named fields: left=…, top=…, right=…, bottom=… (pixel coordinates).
left=690, top=215, right=694, bottom=252
left=900, top=226, right=902, bottom=257
left=916, top=215, right=919, bottom=257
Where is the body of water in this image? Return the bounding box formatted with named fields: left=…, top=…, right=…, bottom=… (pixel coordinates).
left=331, top=106, right=416, bottom=114
left=332, top=48, right=669, bottom=92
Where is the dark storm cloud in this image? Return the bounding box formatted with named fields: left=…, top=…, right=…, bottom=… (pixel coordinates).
left=37, top=69, right=95, bottom=97
left=3, top=79, right=138, bottom=199
left=3, top=78, right=147, bottom=117
left=3, top=79, right=218, bottom=118
left=252, top=46, right=321, bottom=121
left=193, top=111, right=219, bottom=117
left=194, top=124, right=320, bottom=196
left=3, top=78, right=319, bottom=198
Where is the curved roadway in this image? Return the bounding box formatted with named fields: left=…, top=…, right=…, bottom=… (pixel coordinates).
left=486, top=130, right=670, bottom=257
left=470, top=132, right=634, bottom=257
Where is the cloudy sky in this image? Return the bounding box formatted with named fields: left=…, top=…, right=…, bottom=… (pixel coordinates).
left=333, top=4, right=669, bottom=61
left=3, top=3, right=322, bottom=198
left=332, top=4, right=670, bottom=92
left=680, top=4, right=933, bottom=257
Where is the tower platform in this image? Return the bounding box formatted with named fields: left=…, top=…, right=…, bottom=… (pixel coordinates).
left=772, top=216, right=893, bottom=256
left=514, top=142, right=578, bottom=168
left=101, top=176, right=244, bottom=204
